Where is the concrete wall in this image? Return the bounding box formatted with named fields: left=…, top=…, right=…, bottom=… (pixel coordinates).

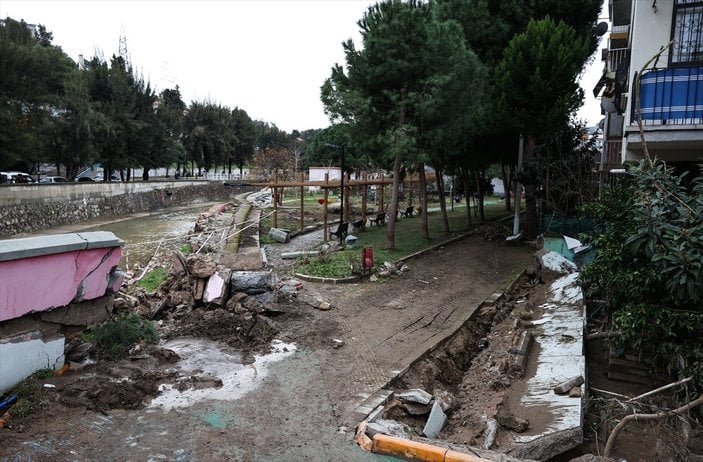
left=0, top=231, right=125, bottom=393
left=0, top=180, right=254, bottom=238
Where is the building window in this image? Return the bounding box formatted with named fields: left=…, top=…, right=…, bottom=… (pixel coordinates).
left=672, top=0, right=703, bottom=65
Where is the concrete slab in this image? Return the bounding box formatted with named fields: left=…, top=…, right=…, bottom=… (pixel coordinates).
left=513, top=272, right=585, bottom=456
left=0, top=232, right=123, bottom=261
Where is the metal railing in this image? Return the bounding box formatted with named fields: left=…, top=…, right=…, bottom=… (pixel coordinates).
left=632, top=66, right=703, bottom=125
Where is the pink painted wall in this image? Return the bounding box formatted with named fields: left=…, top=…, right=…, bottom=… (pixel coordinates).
left=0, top=247, right=122, bottom=322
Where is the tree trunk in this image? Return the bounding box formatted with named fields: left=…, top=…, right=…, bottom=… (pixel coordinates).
left=463, top=171, right=472, bottom=227
left=435, top=169, right=449, bottom=233
left=522, top=135, right=539, bottom=239
left=142, top=168, right=149, bottom=181
left=386, top=155, right=402, bottom=250
left=501, top=161, right=512, bottom=211
left=475, top=170, right=485, bottom=223
left=419, top=164, right=429, bottom=240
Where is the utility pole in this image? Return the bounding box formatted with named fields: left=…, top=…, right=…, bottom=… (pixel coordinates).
left=513, top=135, right=524, bottom=236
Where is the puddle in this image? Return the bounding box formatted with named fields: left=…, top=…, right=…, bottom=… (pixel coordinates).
left=149, top=338, right=296, bottom=411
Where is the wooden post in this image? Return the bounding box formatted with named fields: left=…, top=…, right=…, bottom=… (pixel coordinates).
left=273, top=172, right=278, bottom=229
left=299, top=172, right=304, bottom=232
left=323, top=173, right=329, bottom=242
left=379, top=180, right=385, bottom=213
left=362, top=173, right=368, bottom=225
left=344, top=173, right=350, bottom=223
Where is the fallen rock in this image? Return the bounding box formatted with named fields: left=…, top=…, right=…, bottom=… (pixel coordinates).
left=397, top=388, right=433, bottom=405
left=186, top=254, right=217, bottom=278
left=496, top=414, right=529, bottom=433
left=317, top=301, right=332, bottom=311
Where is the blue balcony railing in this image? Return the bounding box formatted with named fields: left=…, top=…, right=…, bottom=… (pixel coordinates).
left=635, top=66, right=703, bottom=125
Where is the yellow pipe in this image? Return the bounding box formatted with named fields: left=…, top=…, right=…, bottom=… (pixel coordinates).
left=371, top=434, right=491, bottom=462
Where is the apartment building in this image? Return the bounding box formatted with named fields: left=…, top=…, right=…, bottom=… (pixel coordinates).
left=598, top=0, right=703, bottom=169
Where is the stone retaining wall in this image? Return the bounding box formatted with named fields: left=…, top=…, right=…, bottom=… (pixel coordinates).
left=0, top=181, right=256, bottom=238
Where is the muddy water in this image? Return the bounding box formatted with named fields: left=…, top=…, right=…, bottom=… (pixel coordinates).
left=78, top=206, right=213, bottom=270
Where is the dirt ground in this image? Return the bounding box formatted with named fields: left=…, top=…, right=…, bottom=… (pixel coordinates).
left=1, top=203, right=700, bottom=461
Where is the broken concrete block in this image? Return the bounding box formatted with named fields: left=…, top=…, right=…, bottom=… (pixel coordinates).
left=230, top=270, right=272, bottom=295
left=537, top=249, right=577, bottom=274
left=204, top=269, right=231, bottom=305
left=366, top=419, right=410, bottom=439
left=568, top=386, right=582, bottom=397
left=422, top=401, right=447, bottom=438
left=397, top=388, right=433, bottom=405
left=401, top=402, right=432, bottom=415
left=553, top=375, right=584, bottom=395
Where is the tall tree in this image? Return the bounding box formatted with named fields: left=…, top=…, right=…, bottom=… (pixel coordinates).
left=322, top=0, right=481, bottom=248
left=495, top=18, right=591, bottom=238
left=0, top=17, right=75, bottom=170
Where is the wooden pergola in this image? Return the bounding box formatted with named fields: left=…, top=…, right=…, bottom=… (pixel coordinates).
left=258, top=173, right=394, bottom=241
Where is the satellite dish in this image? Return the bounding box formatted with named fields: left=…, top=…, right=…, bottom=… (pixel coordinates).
left=596, top=22, right=609, bottom=36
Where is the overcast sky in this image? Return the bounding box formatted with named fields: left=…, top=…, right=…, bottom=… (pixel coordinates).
left=1, top=0, right=606, bottom=133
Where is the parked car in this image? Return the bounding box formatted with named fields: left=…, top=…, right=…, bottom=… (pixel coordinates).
left=96, top=174, right=121, bottom=182
left=75, top=176, right=95, bottom=182
left=6, top=172, right=35, bottom=183
left=0, top=172, right=8, bottom=184
left=39, top=176, right=68, bottom=183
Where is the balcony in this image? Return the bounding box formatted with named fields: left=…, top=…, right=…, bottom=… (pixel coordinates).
left=602, top=139, right=622, bottom=166
left=634, top=66, right=703, bottom=126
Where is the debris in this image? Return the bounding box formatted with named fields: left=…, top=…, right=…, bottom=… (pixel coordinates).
left=568, top=386, right=581, bottom=397
left=331, top=338, right=344, bottom=348
left=478, top=338, right=489, bottom=350
left=496, top=413, right=529, bottom=433
left=401, top=402, right=432, bottom=415
left=553, top=375, right=585, bottom=395
left=482, top=417, right=498, bottom=449
left=186, top=254, right=217, bottom=278
left=366, top=419, right=410, bottom=439
left=397, top=389, right=433, bottom=405
left=369, top=275, right=378, bottom=282
left=268, top=228, right=290, bottom=243
left=422, top=401, right=447, bottom=438
left=317, top=301, right=332, bottom=311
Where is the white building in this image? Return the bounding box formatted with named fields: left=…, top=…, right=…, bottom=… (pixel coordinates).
left=597, top=0, right=703, bottom=168
left=308, top=167, right=341, bottom=192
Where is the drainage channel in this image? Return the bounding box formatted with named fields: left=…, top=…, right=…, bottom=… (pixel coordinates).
left=355, top=252, right=586, bottom=462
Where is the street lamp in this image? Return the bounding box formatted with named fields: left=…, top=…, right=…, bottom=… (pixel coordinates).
left=324, top=143, right=345, bottom=243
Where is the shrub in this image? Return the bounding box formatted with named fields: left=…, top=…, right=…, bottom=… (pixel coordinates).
left=91, top=313, right=160, bottom=360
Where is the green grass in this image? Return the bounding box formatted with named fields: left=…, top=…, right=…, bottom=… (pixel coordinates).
left=180, top=243, right=192, bottom=254
left=295, top=203, right=512, bottom=278
left=137, top=266, right=168, bottom=292
left=6, top=368, right=55, bottom=418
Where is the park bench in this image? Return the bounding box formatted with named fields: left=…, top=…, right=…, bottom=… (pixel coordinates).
left=401, top=206, right=415, bottom=218
left=369, top=211, right=386, bottom=226
left=331, top=222, right=349, bottom=240
left=352, top=218, right=365, bottom=232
